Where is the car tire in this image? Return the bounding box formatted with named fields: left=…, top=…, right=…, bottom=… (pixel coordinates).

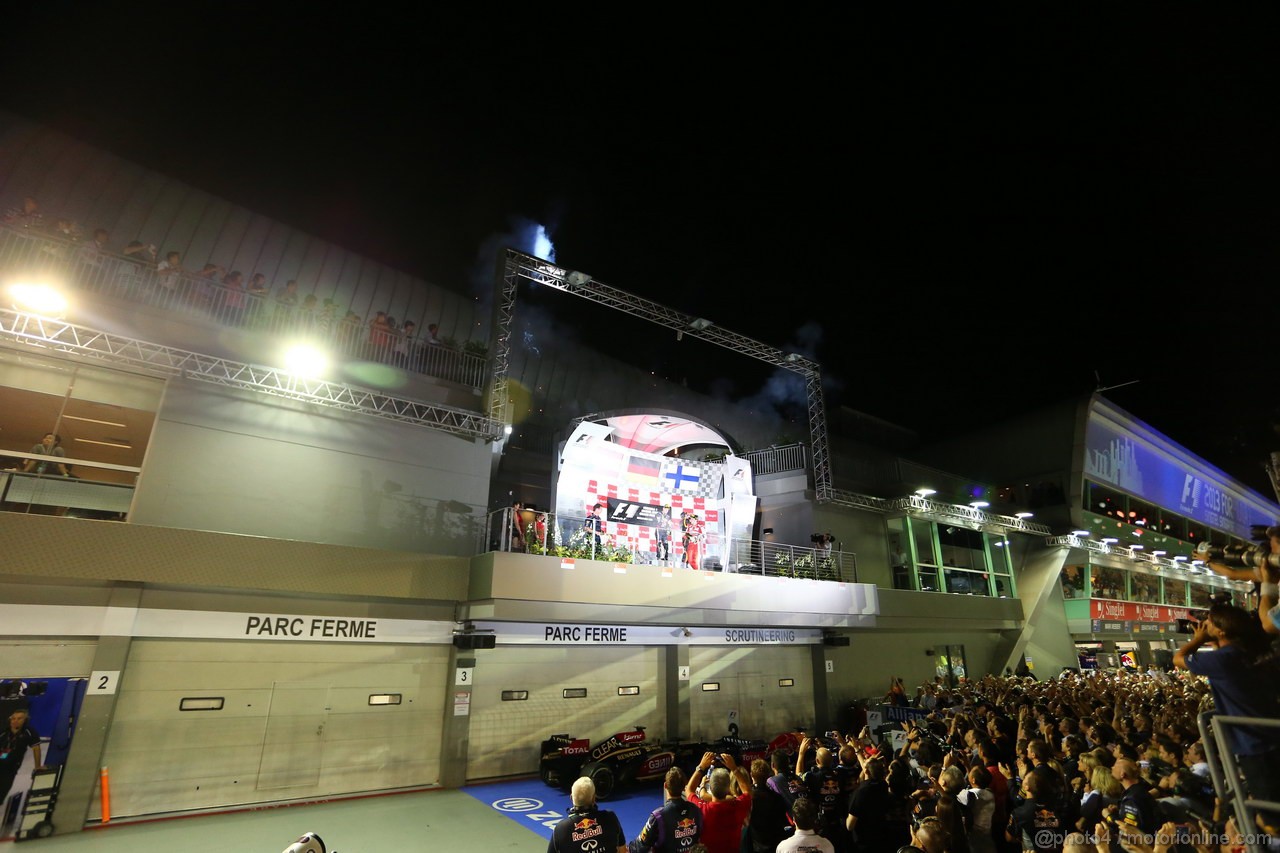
left=589, top=764, right=615, bottom=800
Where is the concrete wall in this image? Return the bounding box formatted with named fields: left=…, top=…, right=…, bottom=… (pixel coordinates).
left=130, top=378, right=492, bottom=554
left=821, top=627, right=1012, bottom=714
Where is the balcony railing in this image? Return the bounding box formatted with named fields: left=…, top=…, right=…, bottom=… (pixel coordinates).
left=1, top=450, right=138, bottom=520
left=486, top=507, right=858, bottom=582
left=742, top=443, right=808, bottom=475
left=0, top=226, right=489, bottom=389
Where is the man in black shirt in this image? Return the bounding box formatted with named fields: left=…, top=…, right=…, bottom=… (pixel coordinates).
left=767, top=748, right=807, bottom=816
left=632, top=767, right=702, bottom=853
left=550, top=776, right=627, bottom=853
left=746, top=758, right=792, bottom=853
left=0, top=709, right=42, bottom=807
left=798, top=737, right=850, bottom=853
left=1105, top=759, right=1160, bottom=853
left=1006, top=770, right=1071, bottom=852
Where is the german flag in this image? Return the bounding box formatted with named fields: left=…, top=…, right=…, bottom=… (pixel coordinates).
left=626, top=455, right=660, bottom=487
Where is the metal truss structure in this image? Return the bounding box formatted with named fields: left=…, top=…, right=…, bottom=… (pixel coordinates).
left=493, top=250, right=835, bottom=500
left=826, top=489, right=893, bottom=514
left=885, top=495, right=1053, bottom=536
left=1044, top=534, right=1249, bottom=590
left=0, top=309, right=502, bottom=441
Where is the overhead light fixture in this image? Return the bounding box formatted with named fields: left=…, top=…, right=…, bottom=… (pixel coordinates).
left=1072, top=530, right=1091, bottom=537
left=63, top=414, right=128, bottom=428
left=1152, top=550, right=1166, bottom=556
left=282, top=344, right=329, bottom=378
left=1129, top=544, right=1143, bottom=550
left=1172, top=555, right=1187, bottom=561
left=9, top=282, right=69, bottom=316
left=566, top=270, right=592, bottom=286
left=1014, top=512, right=1033, bottom=519
left=687, top=318, right=713, bottom=331
left=503, top=424, right=513, bottom=435
left=782, top=353, right=801, bottom=363
left=915, top=488, right=937, bottom=497
left=1101, top=537, right=1118, bottom=544
left=74, top=437, right=131, bottom=449
left=970, top=501, right=989, bottom=509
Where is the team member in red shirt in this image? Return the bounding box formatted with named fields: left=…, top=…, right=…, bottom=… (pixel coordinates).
left=684, top=750, right=752, bottom=853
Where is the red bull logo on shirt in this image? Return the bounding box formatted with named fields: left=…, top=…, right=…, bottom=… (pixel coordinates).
left=571, top=818, right=603, bottom=841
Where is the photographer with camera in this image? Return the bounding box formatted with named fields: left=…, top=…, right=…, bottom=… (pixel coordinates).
left=1172, top=602, right=1280, bottom=830
left=811, top=532, right=834, bottom=558
left=683, top=751, right=752, bottom=853
left=1197, top=525, right=1280, bottom=629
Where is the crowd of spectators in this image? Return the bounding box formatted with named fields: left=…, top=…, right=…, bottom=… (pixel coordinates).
left=615, top=603, right=1279, bottom=853
left=2, top=195, right=471, bottom=381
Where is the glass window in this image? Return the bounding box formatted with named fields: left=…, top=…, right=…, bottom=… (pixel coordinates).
left=911, top=518, right=938, bottom=591
left=911, top=519, right=937, bottom=567
left=938, top=525, right=985, bottom=571
left=888, top=518, right=913, bottom=590
left=0, top=350, right=162, bottom=520
left=1086, top=481, right=1128, bottom=522
left=936, top=645, right=967, bottom=687
left=1090, top=565, right=1127, bottom=600
left=1061, top=565, right=1086, bottom=599
left=990, top=538, right=1013, bottom=576
left=918, top=565, right=940, bottom=593
left=1127, top=497, right=1159, bottom=532
left=994, top=574, right=1015, bottom=598
left=1164, top=578, right=1188, bottom=606
left=944, top=568, right=990, bottom=596
left=1190, top=584, right=1214, bottom=609
left=1131, top=573, right=1160, bottom=604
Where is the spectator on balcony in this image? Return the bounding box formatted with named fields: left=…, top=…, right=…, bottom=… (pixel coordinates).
left=426, top=322, right=441, bottom=345
left=3, top=196, right=43, bottom=231
left=155, top=250, right=187, bottom=303
left=191, top=262, right=224, bottom=308
left=368, top=311, right=393, bottom=353
left=296, top=293, right=319, bottom=332
left=396, top=320, right=419, bottom=369
left=337, top=310, right=362, bottom=351
left=21, top=433, right=69, bottom=477
left=122, top=240, right=157, bottom=267
left=317, top=298, right=337, bottom=335
left=221, top=270, right=246, bottom=325
left=51, top=218, right=82, bottom=242
left=76, top=228, right=111, bottom=281
left=78, top=227, right=109, bottom=257
left=242, top=273, right=269, bottom=327
left=272, top=280, right=299, bottom=330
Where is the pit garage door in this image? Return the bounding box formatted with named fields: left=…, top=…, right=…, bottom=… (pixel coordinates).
left=465, top=645, right=664, bottom=781
left=96, top=639, right=450, bottom=818
left=688, top=645, right=815, bottom=743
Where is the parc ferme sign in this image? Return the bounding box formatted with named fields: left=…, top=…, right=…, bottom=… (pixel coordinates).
left=0, top=603, right=457, bottom=644
left=471, top=622, right=822, bottom=646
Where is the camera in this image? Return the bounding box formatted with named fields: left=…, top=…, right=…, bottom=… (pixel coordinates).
left=1175, top=618, right=1198, bottom=635
left=1196, top=526, right=1280, bottom=571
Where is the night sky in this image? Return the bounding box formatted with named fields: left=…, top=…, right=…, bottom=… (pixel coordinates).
left=3, top=6, right=1278, bottom=499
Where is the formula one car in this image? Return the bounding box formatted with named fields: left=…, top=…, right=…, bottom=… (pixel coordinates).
left=539, top=726, right=707, bottom=800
